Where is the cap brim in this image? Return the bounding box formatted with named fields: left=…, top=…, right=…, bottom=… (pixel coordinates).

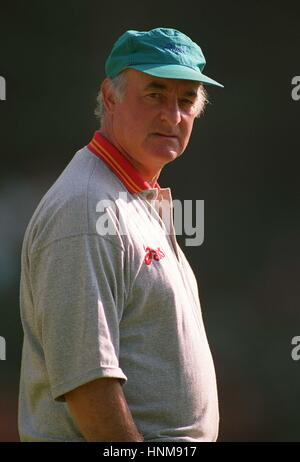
left=128, top=63, right=224, bottom=88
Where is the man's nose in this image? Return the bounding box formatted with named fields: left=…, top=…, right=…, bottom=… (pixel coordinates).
left=160, top=99, right=182, bottom=126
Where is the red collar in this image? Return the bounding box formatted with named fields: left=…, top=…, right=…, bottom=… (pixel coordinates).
left=87, top=131, right=160, bottom=194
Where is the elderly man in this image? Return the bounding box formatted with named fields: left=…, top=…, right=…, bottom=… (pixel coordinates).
left=19, top=28, right=223, bottom=442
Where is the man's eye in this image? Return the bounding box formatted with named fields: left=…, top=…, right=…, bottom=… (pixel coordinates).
left=148, top=93, right=161, bottom=98
left=180, top=99, right=193, bottom=105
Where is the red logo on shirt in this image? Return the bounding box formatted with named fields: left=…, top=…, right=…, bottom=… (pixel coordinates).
left=144, top=247, right=165, bottom=265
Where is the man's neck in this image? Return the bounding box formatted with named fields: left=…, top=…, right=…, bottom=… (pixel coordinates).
left=99, top=126, right=161, bottom=186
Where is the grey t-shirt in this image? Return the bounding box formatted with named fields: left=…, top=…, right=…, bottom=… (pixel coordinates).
left=18, top=145, right=219, bottom=442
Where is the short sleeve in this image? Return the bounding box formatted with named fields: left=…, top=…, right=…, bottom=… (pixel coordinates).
left=30, top=233, right=128, bottom=401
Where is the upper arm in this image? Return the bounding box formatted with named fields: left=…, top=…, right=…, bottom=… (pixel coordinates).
left=30, top=233, right=128, bottom=402
left=65, top=377, right=124, bottom=417
left=65, top=378, right=142, bottom=442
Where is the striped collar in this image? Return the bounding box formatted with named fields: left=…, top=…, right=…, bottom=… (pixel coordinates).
left=87, top=131, right=160, bottom=194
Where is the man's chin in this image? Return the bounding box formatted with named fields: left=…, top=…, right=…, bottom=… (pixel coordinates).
left=147, top=144, right=181, bottom=160
left=150, top=149, right=180, bottom=164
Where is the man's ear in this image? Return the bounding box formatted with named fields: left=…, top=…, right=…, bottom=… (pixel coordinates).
left=101, top=78, right=117, bottom=114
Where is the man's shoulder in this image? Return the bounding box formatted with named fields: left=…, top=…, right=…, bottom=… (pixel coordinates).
left=24, top=145, right=127, bottom=253
left=51, top=145, right=124, bottom=202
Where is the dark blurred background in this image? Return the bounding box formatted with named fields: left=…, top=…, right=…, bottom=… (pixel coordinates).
left=1, top=0, right=300, bottom=441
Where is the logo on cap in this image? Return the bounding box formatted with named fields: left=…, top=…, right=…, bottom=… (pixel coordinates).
left=165, top=45, right=184, bottom=55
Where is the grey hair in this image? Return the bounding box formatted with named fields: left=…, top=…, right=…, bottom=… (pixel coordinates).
left=95, top=72, right=209, bottom=124
left=95, top=73, right=128, bottom=125
left=195, top=85, right=209, bottom=118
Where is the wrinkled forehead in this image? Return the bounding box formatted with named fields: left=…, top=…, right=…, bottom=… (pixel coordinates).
left=124, top=69, right=201, bottom=95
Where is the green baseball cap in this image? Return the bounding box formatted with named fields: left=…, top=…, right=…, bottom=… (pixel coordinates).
left=105, top=28, right=223, bottom=88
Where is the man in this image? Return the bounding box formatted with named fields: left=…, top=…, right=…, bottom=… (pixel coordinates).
left=18, top=27, right=223, bottom=442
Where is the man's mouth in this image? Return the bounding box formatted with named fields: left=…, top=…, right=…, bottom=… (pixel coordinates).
left=151, top=133, right=178, bottom=138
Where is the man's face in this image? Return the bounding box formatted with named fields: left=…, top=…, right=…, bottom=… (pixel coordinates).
left=108, top=69, right=202, bottom=180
